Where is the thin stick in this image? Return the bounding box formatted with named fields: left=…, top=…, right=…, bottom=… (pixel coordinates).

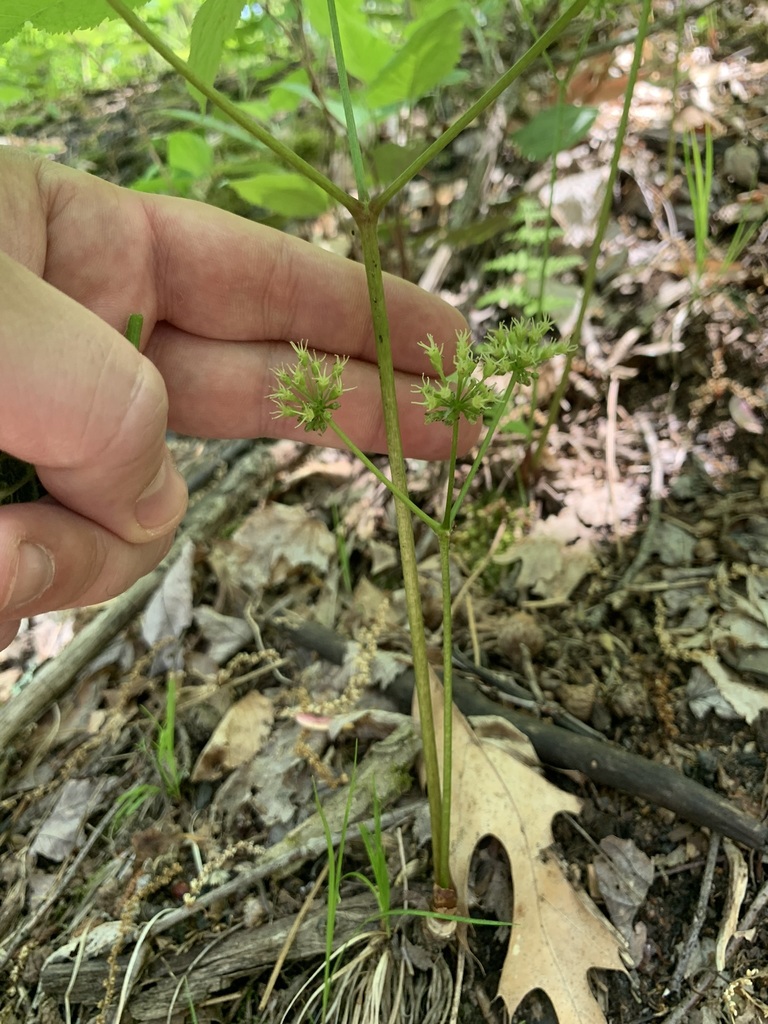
left=534, top=0, right=655, bottom=468
left=668, top=833, right=721, bottom=993
left=259, top=863, right=330, bottom=1011
left=605, top=374, right=623, bottom=559
left=64, top=921, right=93, bottom=1024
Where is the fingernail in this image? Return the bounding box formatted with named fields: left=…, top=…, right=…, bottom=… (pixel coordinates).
left=7, top=543, right=55, bottom=610
left=135, top=452, right=187, bottom=535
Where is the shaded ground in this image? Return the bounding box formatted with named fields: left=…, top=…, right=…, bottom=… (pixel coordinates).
left=1, top=6, right=768, bottom=1023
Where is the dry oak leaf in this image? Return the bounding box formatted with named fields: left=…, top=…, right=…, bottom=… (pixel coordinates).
left=192, top=690, right=274, bottom=782
left=428, top=669, right=626, bottom=1022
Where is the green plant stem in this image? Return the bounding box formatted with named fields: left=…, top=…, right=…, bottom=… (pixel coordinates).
left=125, top=313, right=143, bottom=349
left=450, top=376, right=518, bottom=527
left=441, top=421, right=461, bottom=532
left=328, top=422, right=440, bottom=532
left=325, top=0, right=368, bottom=201
left=437, top=530, right=453, bottom=889
left=356, top=215, right=446, bottom=887
left=684, top=125, right=713, bottom=279
left=372, top=0, right=590, bottom=213
left=103, top=0, right=358, bottom=215
left=533, top=0, right=653, bottom=470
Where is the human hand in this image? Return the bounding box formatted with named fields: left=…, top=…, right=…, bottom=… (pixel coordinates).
left=0, top=150, right=477, bottom=651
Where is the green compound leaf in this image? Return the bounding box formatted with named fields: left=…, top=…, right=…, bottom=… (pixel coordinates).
left=166, top=131, right=215, bottom=179
left=229, top=173, right=330, bottom=218
left=187, top=0, right=243, bottom=113
left=0, top=0, right=148, bottom=44
left=512, top=105, right=598, bottom=161
left=371, top=140, right=428, bottom=182
left=365, top=9, right=463, bottom=108
left=302, top=0, right=395, bottom=84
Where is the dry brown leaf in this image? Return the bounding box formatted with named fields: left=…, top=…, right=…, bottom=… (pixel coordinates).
left=192, top=691, right=274, bottom=782
left=716, top=838, right=748, bottom=971
left=427, top=670, right=626, bottom=1022
left=210, top=503, right=336, bottom=595
left=493, top=534, right=595, bottom=603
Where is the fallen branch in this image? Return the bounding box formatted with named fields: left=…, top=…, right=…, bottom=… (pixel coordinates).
left=274, top=615, right=768, bottom=851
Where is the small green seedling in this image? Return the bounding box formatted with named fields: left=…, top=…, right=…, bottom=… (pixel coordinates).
left=345, top=783, right=391, bottom=937
left=115, top=672, right=184, bottom=825
left=145, top=671, right=184, bottom=801
left=683, top=125, right=714, bottom=283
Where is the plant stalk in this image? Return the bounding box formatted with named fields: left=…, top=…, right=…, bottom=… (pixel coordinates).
left=372, top=0, right=591, bottom=212
left=450, top=376, right=518, bottom=527
left=329, top=422, right=440, bottom=532
left=355, top=214, right=447, bottom=886
left=325, top=0, right=368, bottom=201
left=533, top=0, right=654, bottom=469
left=437, top=530, right=454, bottom=889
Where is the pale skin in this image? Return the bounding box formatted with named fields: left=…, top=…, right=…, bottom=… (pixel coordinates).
left=0, top=149, right=478, bottom=653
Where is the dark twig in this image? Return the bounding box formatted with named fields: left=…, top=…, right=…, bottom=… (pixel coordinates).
left=668, top=833, right=721, bottom=993
left=661, top=878, right=768, bottom=1023
left=274, top=615, right=768, bottom=852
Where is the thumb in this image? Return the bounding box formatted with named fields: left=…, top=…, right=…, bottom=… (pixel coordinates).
left=0, top=253, right=187, bottom=543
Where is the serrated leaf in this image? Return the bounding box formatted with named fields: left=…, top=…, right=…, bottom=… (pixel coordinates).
left=512, top=105, right=599, bottom=161
left=0, top=0, right=148, bottom=44
left=365, top=9, right=463, bottom=108
left=166, top=130, right=214, bottom=178
left=229, top=173, right=330, bottom=218
left=187, top=0, right=243, bottom=113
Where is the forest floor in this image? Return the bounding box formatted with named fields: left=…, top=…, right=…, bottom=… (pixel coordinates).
left=1, top=6, right=768, bottom=1024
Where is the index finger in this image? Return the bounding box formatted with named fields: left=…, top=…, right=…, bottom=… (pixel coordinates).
left=145, top=193, right=467, bottom=370
left=35, top=160, right=467, bottom=371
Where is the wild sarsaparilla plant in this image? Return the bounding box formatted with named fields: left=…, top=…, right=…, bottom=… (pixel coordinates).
left=9, top=0, right=586, bottom=904
left=103, top=0, right=582, bottom=902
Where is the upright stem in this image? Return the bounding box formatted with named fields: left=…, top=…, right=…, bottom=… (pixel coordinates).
left=326, top=0, right=368, bottom=200
left=356, top=214, right=447, bottom=886
left=437, top=530, right=453, bottom=889
left=533, top=0, right=654, bottom=469
left=373, top=0, right=590, bottom=212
